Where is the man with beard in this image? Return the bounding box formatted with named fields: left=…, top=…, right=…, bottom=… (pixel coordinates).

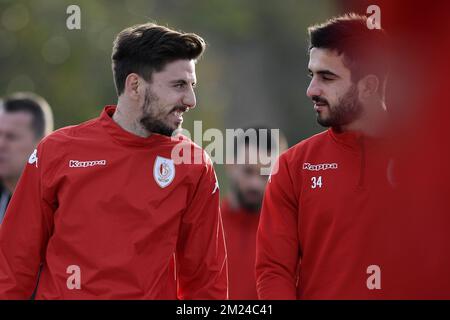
left=0, top=23, right=227, bottom=299
left=221, top=126, right=287, bottom=299
left=256, top=14, right=392, bottom=299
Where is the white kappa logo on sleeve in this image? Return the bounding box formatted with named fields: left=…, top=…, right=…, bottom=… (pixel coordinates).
left=212, top=171, right=219, bottom=195
left=28, top=149, right=38, bottom=167
left=153, top=156, right=175, bottom=188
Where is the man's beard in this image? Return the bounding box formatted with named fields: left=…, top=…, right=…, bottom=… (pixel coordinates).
left=232, top=182, right=263, bottom=213
left=139, top=88, right=179, bottom=137
left=314, top=85, right=363, bottom=128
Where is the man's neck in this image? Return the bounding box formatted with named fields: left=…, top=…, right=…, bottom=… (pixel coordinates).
left=340, top=102, right=388, bottom=137
left=113, top=100, right=150, bottom=138
left=227, top=191, right=260, bottom=214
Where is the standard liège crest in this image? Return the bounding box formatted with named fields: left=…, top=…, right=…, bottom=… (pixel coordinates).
left=153, top=156, right=175, bottom=188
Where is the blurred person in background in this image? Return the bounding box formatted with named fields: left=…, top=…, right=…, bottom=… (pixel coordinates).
left=0, top=92, right=54, bottom=223
left=0, top=23, right=227, bottom=300
left=222, top=126, right=287, bottom=299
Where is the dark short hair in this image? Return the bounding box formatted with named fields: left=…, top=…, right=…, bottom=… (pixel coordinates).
left=0, top=92, right=54, bottom=140
left=112, top=23, right=206, bottom=95
left=308, top=13, right=390, bottom=92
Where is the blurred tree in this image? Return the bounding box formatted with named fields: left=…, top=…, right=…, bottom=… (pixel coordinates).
left=1, top=0, right=364, bottom=192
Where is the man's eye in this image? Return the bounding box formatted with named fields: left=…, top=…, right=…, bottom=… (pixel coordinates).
left=322, top=76, right=334, bottom=81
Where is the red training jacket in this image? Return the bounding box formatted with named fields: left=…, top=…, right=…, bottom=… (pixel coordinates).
left=256, top=128, right=396, bottom=299
left=0, top=106, right=228, bottom=300
left=221, top=198, right=259, bottom=300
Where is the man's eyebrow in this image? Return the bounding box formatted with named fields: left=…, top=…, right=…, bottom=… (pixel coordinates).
left=169, top=79, right=197, bottom=85
left=314, top=70, right=340, bottom=78
left=170, top=79, right=187, bottom=84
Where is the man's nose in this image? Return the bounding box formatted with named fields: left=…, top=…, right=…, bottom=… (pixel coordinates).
left=182, top=86, right=196, bottom=109
left=306, top=78, right=322, bottom=98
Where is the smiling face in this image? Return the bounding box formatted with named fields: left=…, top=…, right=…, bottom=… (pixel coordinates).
left=138, top=59, right=197, bottom=136
left=307, top=47, right=363, bottom=128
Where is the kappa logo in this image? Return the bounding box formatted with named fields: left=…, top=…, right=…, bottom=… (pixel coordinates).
left=212, top=171, right=219, bottom=195
left=69, top=160, right=107, bottom=168
left=303, top=162, right=338, bottom=171
left=154, top=156, right=175, bottom=188
left=28, top=149, right=38, bottom=167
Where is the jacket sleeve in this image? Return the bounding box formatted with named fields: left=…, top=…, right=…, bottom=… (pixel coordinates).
left=0, top=143, right=55, bottom=299
left=256, top=153, right=300, bottom=299
left=175, top=157, right=228, bottom=300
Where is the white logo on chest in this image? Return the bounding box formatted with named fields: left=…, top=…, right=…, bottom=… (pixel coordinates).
left=153, top=156, right=175, bottom=188
left=69, top=160, right=106, bottom=168
left=303, top=162, right=338, bottom=171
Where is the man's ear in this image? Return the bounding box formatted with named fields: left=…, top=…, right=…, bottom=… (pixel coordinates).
left=357, top=74, right=379, bottom=99
left=124, top=73, right=141, bottom=100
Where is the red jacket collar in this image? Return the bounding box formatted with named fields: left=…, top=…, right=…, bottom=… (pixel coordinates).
left=99, top=105, right=172, bottom=148
left=328, top=128, right=364, bottom=150
left=328, top=127, right=388, bottom=151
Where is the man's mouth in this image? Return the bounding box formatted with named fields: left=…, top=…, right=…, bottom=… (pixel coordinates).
left=314, top=102, right=328, bottom=112
left=170, top=107, right=188, bottom=123
left=312, top=98, right=329, bottom=111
